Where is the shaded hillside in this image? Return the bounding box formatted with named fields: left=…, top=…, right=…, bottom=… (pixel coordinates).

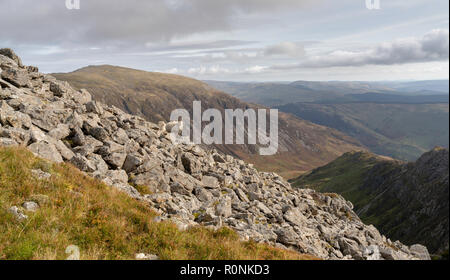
left=53, top=66, right=364, bottom=179
left=291, top=148, right=449, bottom=254
left=277, top=102, right=449, bottom=161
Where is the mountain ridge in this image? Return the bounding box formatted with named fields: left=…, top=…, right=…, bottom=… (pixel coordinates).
left=53, top=65, right=365, bottom=179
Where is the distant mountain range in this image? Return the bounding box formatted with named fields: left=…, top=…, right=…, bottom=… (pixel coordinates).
left=205, top=80, right=449, bottom=106
left=206, top=80, right=449, bottom=161
left=53, top=66, right=364, bottom=179
left=291, top=148, right=449, bottom=256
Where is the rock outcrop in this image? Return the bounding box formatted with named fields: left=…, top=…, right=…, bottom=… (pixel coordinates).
left=0, top=49, right=430, bottom=260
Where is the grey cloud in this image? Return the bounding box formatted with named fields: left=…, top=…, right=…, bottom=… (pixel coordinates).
left=264, top=42, right=305, bottom=57
left=0, top=0, right=314, bottom=48
left=273, top=29, right=449, bottom=69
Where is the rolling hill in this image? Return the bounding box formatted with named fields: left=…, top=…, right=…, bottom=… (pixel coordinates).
left=53, top=66, right=364, bottom=179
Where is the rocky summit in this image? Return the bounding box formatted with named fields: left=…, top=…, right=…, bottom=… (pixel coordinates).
left=0, top=49, right=430, bottom=260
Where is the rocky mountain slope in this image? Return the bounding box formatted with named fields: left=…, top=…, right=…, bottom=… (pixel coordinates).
left=292, top=149, right=449, bottom=255
left=52, top=66, right=364, bottom=179
left=0, top=49, right=430, bottom=260
left=1, top=146, right=317, bottom=260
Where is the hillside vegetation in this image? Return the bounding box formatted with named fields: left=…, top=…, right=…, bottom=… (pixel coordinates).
left=292, top=148, right=449, bottom=255
left=0, top=147, right=315, bottom=260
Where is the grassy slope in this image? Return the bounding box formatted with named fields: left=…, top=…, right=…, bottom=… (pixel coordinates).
left=0, top=147, right=317, bottom=260
left=290, top=151, right=399, bottom=210
left=291, top=150, right=449, bottom=255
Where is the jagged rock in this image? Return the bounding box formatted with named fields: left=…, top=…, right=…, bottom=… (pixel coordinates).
left=194, top=187, right=214, bottom=202
left=48, top=124, right=71, bottom=140
left=409, top=244, right=431, bottom=260
left=0, top=48, right=23, bottom=66
left=104, top=152, right=127, bottom=169
left=170, top=182, right=192, bottom=196
left=216, top=197, right=232, bottom=218
left=0, top=101, right=32, bottom=129
left=202, top=176, right=219, bottom=189
left=0, top=127, right=30, bottom=145
left=85, top=101, right=104, bottom=115
left=122, top=154, right=143, bottom=173
left=73, top=89, right=92, bottom=105
left=1, top=68, right=30, bottom=87
left=71, top=155, right=97, bottom=172
left=49, top=80, right=73, bottom=98
left=28, top=142, right=63, bottom=163
left=56, top=140, right=75, bottom=161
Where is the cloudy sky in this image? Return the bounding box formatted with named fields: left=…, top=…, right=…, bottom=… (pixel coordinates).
left=0, top=0, right=448, bottom=81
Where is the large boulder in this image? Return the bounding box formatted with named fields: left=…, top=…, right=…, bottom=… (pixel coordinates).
left=28, top=142, right=63, bottom=163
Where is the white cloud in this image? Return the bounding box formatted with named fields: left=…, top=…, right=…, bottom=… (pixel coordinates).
left=244, top=65, right=269, bottom=73
left=273, top=29, right=449, bottom=69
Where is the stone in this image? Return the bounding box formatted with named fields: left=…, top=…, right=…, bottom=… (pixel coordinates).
left=22, top=201, right=39, bottom=212
left=339, top=237, right=363, bottom=260
left=194, top=187, right=214, bottom=202
left=73, top=89, right=92, bottom=105
left=135, top=253, right=159, bottom=260
left=31, top=169, right=52, bottom=180
left=56, top=140, right=75, bottom=161
left=181, top=153, right=200, bottom=175
left=8, top=206, right=28, bottom=221
left=105, top=169, right=129, bottom=184
left=71, top=155, right=97, bottom=173
left=216, top=198, right=232, bottom=218
left=49, top=81, right=73, bottom=98
left=0, top=103, right=32, bottom=129
left=409, top=244, right=431, bottom=260
left=1, top=68, right=29, bottom=87
left=202, top=176, right=220, bottom=189
left=0, top=137, right=17, bottom=146
left=170, top=182, right=192, bottom=196
left=0, top=48, right=23, bottom=66
left=104, top=152, right=127, bottom=169
left=122, top=154, right=143, bottom=173
left=85, top=101, right=104, bottom=115
left=283, top=207, right=306, bottom=227
left=364, top=245, right=381, bottom=260
left=28, top=142, right=63, bottom=163
left=48, top=124, right=71, bottom=140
